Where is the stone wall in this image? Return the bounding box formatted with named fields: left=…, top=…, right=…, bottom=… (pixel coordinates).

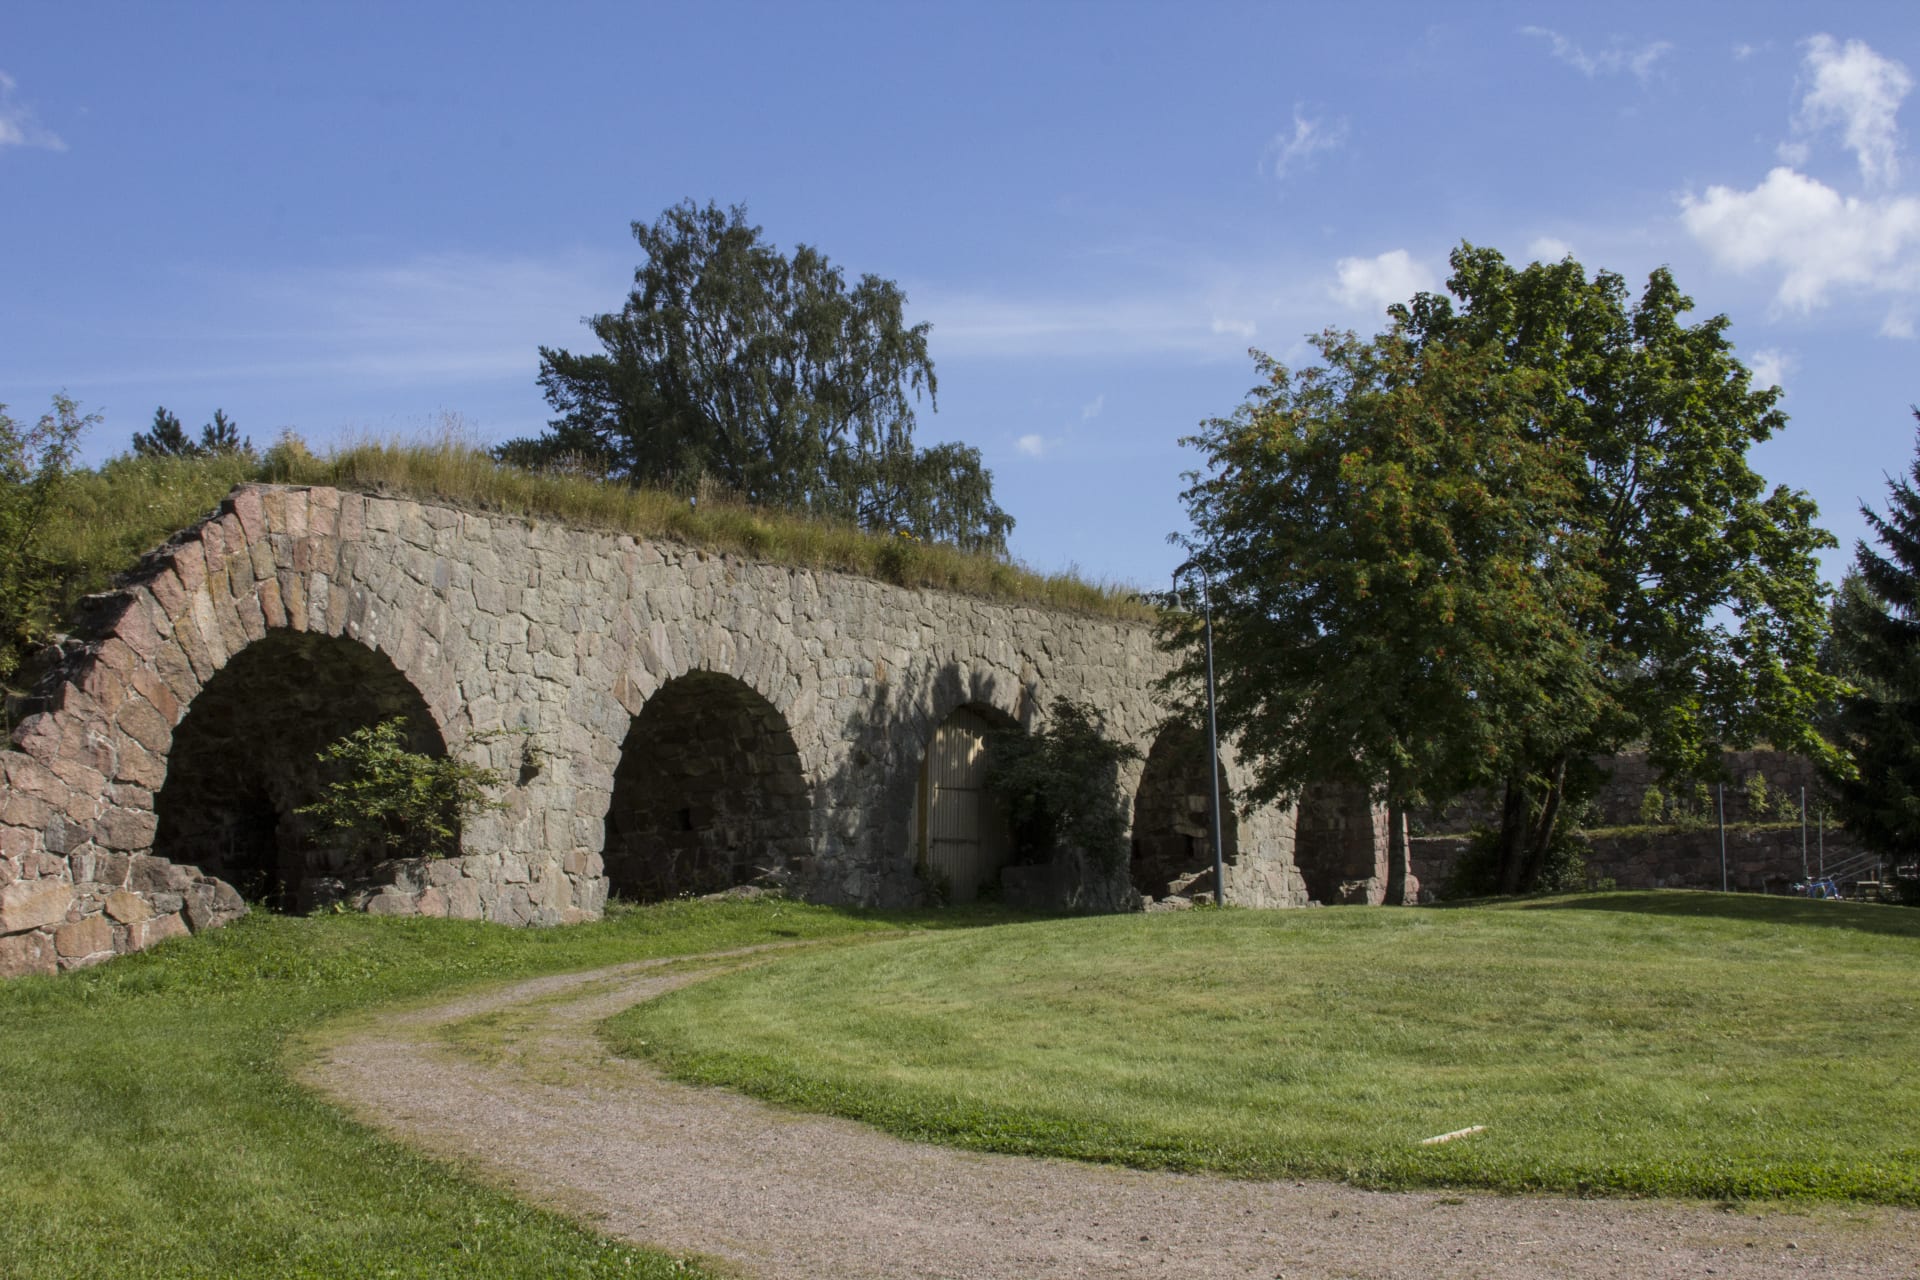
left=2, top=484, right=1339, bottom=976
left=1422, top=748, right=1830, bottom=836
left=1411, top=825, right=1866, bottom=898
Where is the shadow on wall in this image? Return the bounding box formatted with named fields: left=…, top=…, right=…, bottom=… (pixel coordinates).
left=822, top=659, right=1145, bottom=913
left=1129, top=720, right=1239, bottom=902
left=152, top=631, right=450, bottom=913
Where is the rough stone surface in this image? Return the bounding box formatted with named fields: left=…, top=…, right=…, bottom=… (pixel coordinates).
left=1, top=484, right=1383, bottom=977
left=0, top=879, right=74, bottom=935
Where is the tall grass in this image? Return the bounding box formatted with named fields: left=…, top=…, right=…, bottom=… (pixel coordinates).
left=40, top=439, right=1155, bottom=623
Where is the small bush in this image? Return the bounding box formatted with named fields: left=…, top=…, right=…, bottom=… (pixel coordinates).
left=1441, top=825, right=1592, bottom=899
left=987, top=697, right=1141, bottom=872
left=296, top=717, right=506, bottom=860
left=1639, top=784, right=1666, bottom=825
left=1743, top=771, right=1774, bottom=820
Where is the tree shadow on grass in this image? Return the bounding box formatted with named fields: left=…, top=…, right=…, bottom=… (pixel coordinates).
left=1491, top=889, right=1920, bottom=940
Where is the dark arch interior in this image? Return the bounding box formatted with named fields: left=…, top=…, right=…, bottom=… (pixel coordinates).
left=604, top=671, right=812, bottom=901
left=1129, top=722, right=1240, bottom=899
left=1293, top=780, right=1381, bottom=905
left=152, top=631, right=448, bottom=912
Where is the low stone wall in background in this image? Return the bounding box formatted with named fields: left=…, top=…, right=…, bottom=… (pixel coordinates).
left=1411, top=824, right=1870, bottom=898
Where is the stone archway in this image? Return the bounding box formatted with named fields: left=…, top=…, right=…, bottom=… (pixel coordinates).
left=1129, top=722, right=1239, bottom=900
left=151, top=630, right=449, bottom=912
left=603, top=671, right=812, bottom=901
left=1293, top=781, right=1386, bottom=905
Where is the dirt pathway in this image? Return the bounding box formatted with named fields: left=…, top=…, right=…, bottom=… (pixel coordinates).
left=301, top=954, right=1919, bottom=1279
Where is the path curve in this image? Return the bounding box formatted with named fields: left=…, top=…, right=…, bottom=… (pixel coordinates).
left=301, top=953, right=1920, bottom=1279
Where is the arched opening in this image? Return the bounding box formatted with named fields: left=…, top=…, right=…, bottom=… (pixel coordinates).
left=908, top=704, right=1017, bottom=903
left=1129, top=722, right=1239, bottom=900
left=604, top=671, right=811, bottom=901
left=1293, top=780, right=1386, bottom=905
left=152, top=631, right=448, bottom=912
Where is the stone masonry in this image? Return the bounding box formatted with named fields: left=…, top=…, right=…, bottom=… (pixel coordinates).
left=1, top=484, right=1395, bottom=977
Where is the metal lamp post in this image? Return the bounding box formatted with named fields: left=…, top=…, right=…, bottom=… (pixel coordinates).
left=1173, top=561, right=1226, bottom=907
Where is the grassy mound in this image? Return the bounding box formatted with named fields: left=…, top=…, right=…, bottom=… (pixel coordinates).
left=38, top=443, right=1151, bottom=625
left=0, top=898, right=990, bottom=1278
left=605, top=892, right=1920, bottom=1203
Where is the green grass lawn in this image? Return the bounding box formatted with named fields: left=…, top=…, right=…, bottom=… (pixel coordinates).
left=605, top=891, right=1920, bottom=1204
left=0, top=897, right=984, bottom=1278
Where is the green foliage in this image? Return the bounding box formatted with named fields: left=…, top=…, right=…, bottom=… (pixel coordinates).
left=1440, top=825, right=1590, bottom=899
left=511, top=200, right=1014, bottom=554
left=1638, top=784, right=1665, bottom=825
left=986, top=697, right=1142, bottom=871
left=1823, top=417, right=1920, bottom=858
left=1167, top=320, right=1596, bottom=825
left=0, top=395, right=94, bottom=685
left=296, top=717, right=505, bottom=860
left=132, top=405, right=253, bottom=458
left=1173, top=244, right=1838, bottom=895
left=614, top=896, right=1920, bottom=1203
left=1742, top=770, right=1774, bottom=819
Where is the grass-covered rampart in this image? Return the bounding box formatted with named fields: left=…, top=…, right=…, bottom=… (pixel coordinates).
left=39, top=440, right=1153, bottom=626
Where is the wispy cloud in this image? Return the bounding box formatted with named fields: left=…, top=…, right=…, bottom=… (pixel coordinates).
left=1264, top=106, right=1348, bottom=181
left=1080, top=394, right=1104, bottom=422
left=1746, top=347, right=1792, bottom=389
left=1330, top=249, right=1437, bottom=315
left=1789, top=34, right=1913, bottom=186
left=1522, top=27, right=1673, bottom=81
left=33, top=250, right=621, bottom=390
left=1014, top=433, right=1048, bottom=458
left=1527, top=236, right=1575, bottom=262
left=0, top=71, right=66, bottom=151
left=1681, top=167, right=1920, bottom=310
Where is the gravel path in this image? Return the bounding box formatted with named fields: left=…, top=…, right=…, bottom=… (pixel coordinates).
left=301, top=954, right=1920, bottom=1279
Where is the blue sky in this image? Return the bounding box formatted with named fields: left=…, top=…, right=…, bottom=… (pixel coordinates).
left=3, top=2, right=1917, bottom=590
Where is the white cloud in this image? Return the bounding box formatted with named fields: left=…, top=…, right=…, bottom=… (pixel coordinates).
left=1209, top=316, right=1256, bottom=339
left=1733, top=43, right=1759, bottom=63
left=1679, top=166, right=1920, bottom=309
left=1747, top=347, right=1791, bottom=389
left=0, top=71, right=66, bottom=151
left=1528, top=236, right=1575, bottom=262
left=1080, top=394, right=1104, bottom=421
left=1882, top=309, right=1916, bottom=340
left=1522, top=27, right=1673, bottom=81
left=1330, top=249, right=1436, bottom=314
left=1014, top=433, right=1048, bottom=458
left=1793, top=35, right=1912, bottom=186
left=1265, top=106, right=1348, bottom=181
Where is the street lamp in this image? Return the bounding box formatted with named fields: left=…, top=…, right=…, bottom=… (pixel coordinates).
left=1172, top=560, right=1226, bottom=907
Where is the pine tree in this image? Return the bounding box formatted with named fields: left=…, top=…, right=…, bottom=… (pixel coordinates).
left=1824, top=413, right=1920, bottom=856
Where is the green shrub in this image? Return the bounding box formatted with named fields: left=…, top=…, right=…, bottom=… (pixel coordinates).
left=1639, top=784, right=1666, bottom=825
left=1441, top=825, right=1592, bottom=899
left=987, top=697, right=1141, bottom=871
left=0, top=396, right=93, bottom=685
left=1743, top=770, right=1774, bottom=819
left=296, top=717, right=506, bottom=860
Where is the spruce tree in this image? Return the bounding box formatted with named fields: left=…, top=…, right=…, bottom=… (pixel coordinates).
left=1825, top=413, right=1920, bottom=857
